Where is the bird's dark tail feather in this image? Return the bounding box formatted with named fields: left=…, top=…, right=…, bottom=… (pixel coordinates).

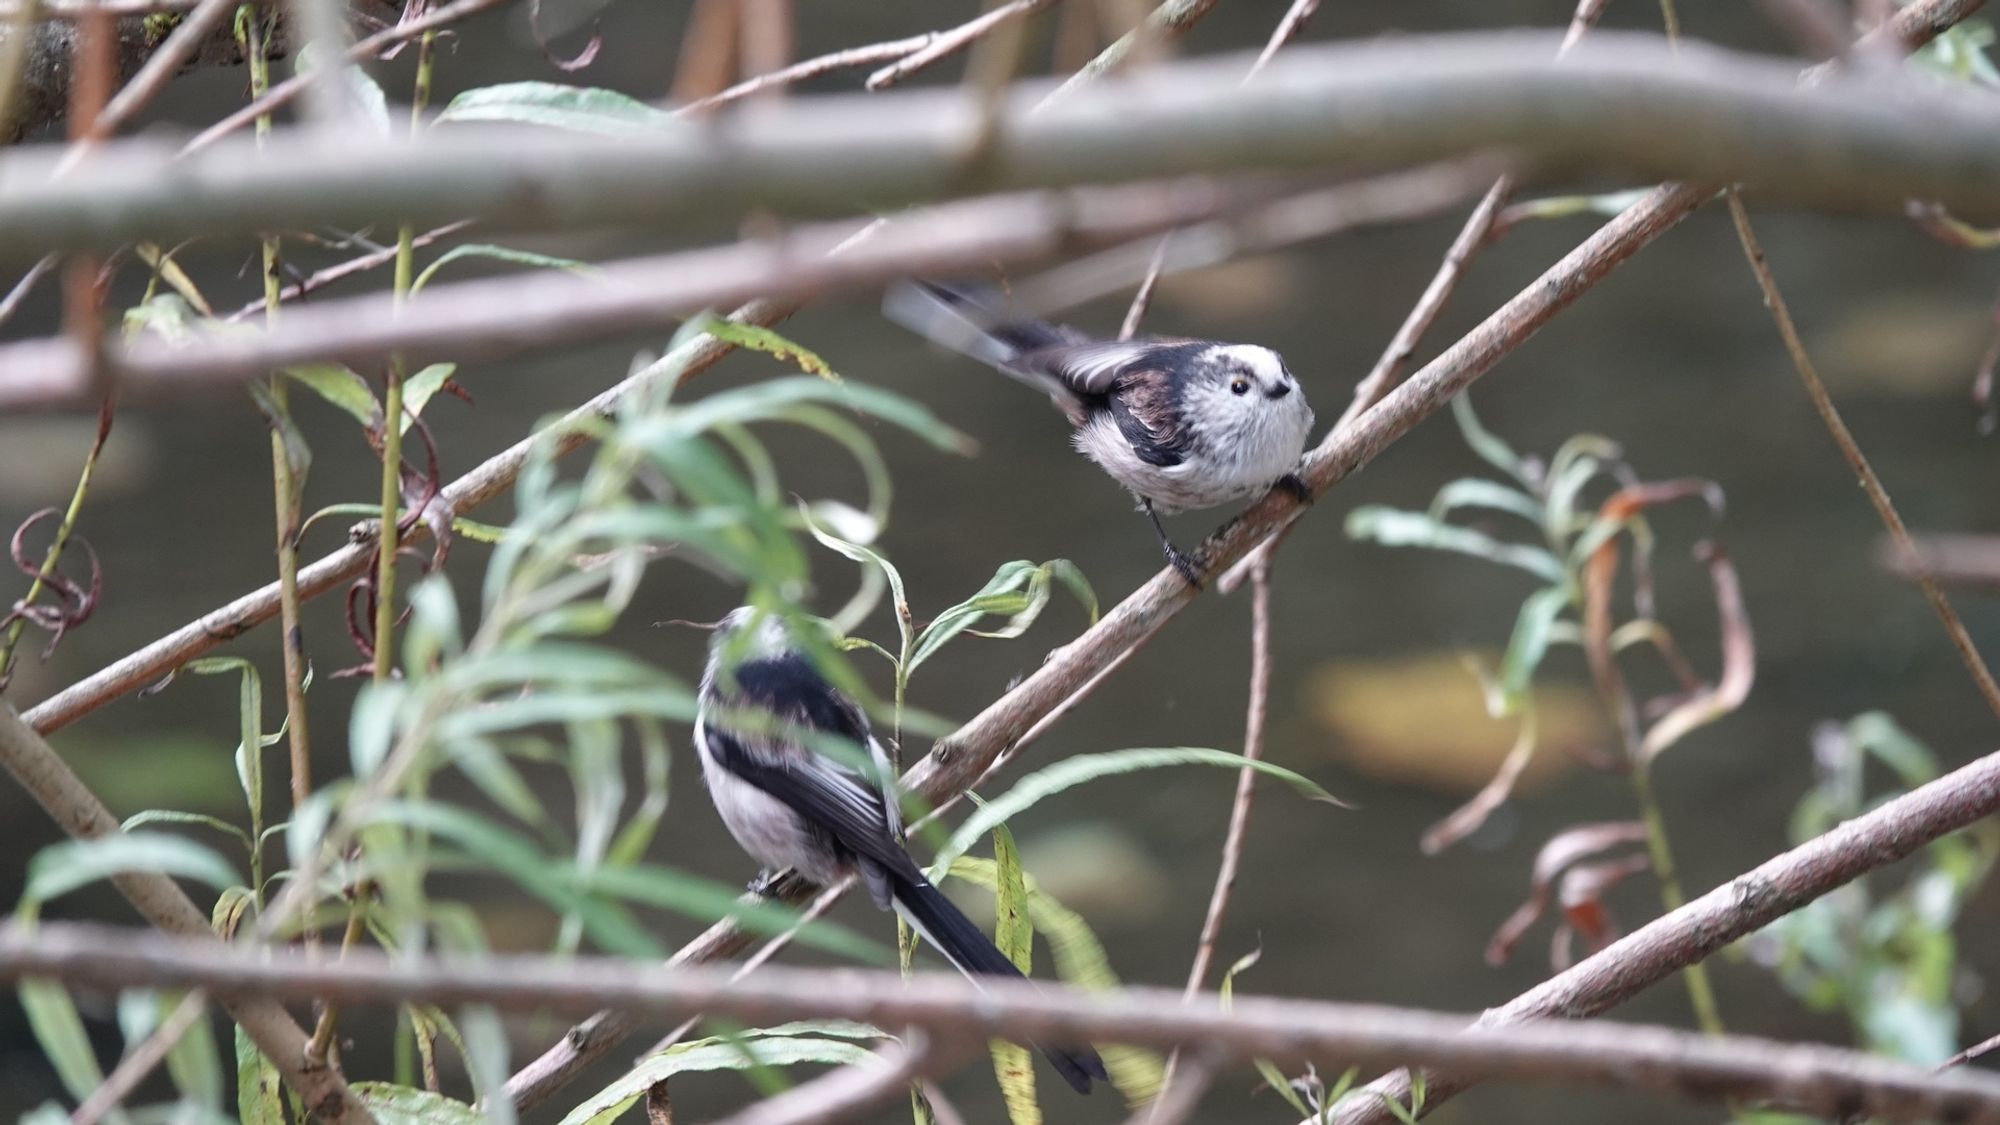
left=891, top=873, right=1110, bottom=1095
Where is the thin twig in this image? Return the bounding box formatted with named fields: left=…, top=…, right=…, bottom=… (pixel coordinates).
left=865, top=0, right=1061, bottom=90
left=682, top=34, right=930, bottom=111
left=223, top=220, right=470, bottom=322
left=1183, top=558, right=1275, bottom=994
left=1724, top=192, right=2000, bottom=722
left=70, top=990, right=208, bottom=1125
left=1129, top=1048, right=1222, bottom=1125
left=1117, top=234, right=1170, bottom=341
left=13, top=898, right=2000, bottom=1124
left=182, top=0, right=507, bottom=154
left=1943, top=1031, right=2000, bottom=1072
left=1155, top=559, right=1276, bottom=1113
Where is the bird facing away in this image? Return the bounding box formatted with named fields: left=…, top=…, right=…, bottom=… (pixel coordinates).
left=694, top=607, right=1109, bottom=1094
left=885, top=280, right=1316, bottom=586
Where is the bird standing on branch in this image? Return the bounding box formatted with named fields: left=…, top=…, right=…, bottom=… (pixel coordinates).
left=886, top=280, right=1316, bottom=586
left=694, top=606, right=1110, bottom=1094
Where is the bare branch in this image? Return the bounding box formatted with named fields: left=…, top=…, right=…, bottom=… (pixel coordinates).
left=3, top=175, right=1472, bottom=410
left=9, top=912, right=2000, bottom=1122
left=4, top=33, right=2000, bottom=262
left=708, top=1037, right=955, bottom=1125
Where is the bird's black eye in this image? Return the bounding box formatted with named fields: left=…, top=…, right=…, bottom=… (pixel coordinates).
left=1230, top=378, right=1250, bottom=396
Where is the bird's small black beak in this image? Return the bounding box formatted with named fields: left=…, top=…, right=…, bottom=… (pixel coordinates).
left=1265, top=383, right=1292, bottom=400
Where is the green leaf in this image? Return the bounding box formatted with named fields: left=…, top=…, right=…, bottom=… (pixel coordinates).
left=183, top=656, right=271, bottom=840
left=295, top=45, right=392, bottom=134
left=235, top=1024, right=284, bottom=1125
left=401, top=363, right=459, bottom=434
left=161, top=993, right=223, bottom=1110
left=411, top=244, right=599, bottom=296
left=582, top=863, right=890, bottom=964
left=1498, top=586, right=1572, bottom=702
left=352, top=1082, right=484, bottom=1125
left=699, top=316, right=841, bottom=382
left=25, top=832, right=242, bottom=906
left=282, top=363, right=382, bottom=429
left=122, top=809, right=252, bottom=853
left=557, top=1035, right=882, bottom=1125
left=1847, top=712, right=1938, bottom=788
left=248, top=382, right=311, bottom=506
left=947, top=857, right=1164, bottom=1103
left=20, top=979, right=113, bottom=1113
left=1500, top=187, right=1655, bottom=225
left=1428, top=478, right=1544, bottom=525
left=909, top=559, right=1096, bottom=673
left=799, top=501, right=910, bottom=657
left=437, top=82, right=676, bottom=134
left=933, top=748, right=1341, bottom=879
left=1450, top=393, right=1533, bottom=485
left=1345, top=506, right=1566, bottom=585
left=989, top=822, right=1041, bottom=1125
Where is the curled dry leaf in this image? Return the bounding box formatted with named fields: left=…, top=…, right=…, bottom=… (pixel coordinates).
left=1640, top=543, right=1755, bottom=761
left=1485, top=821, right=1648, bottom=967
left=1550, top=853, right=1653, bottom=971
left=1421, top=701, right=1537, bottom=855
left=530, top=0, right=605, bottom=72
left=5, top=508, right=104, bottom=662
left=1581, top=478, right=1727, bottom=762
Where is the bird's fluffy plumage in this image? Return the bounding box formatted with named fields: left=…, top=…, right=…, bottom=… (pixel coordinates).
left=885, top=281, right=1316, bottom=515
left=694, top=608, right=1109, bottom=1094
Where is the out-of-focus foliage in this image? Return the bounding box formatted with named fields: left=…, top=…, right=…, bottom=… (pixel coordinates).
left=1750, top=714, right=1999, bottom=1066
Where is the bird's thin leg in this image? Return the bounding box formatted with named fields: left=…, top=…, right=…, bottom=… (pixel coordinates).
left=1276, top=471, right=1314, bottom=505
left=1144, top=499, right=1203, bottom=589
left=746, top=868, right=786, bottom=897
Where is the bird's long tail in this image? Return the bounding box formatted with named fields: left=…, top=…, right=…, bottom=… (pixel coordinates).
left=883, top=281, right=1088, bottom=416
left=890, top=871, right=1110, bottom=1095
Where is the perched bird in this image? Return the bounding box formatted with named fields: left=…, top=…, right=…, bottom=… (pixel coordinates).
left=694, top=606, right=1109, bottom=1094
left=885, top=280, right=1316, bottom=586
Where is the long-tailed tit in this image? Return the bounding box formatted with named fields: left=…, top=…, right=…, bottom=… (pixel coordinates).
left=695, top=607, right=1109, bottom=1094
left=885, top=280, right=1316, bottom=586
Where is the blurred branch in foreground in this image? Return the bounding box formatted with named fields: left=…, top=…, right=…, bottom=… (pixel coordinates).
left=6, top=918, right=2000, bottom=1123
left=1881, top=533, right=2000, bottom=591
left=3, top=32, right=2000, bottom=261
left=0, top=166, right=1493, bottom=409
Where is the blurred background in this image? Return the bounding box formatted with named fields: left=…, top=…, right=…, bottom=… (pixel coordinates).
left=2, top=1, right=1999, bottom=1120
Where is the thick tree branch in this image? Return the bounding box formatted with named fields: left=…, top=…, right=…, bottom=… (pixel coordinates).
left=1, top=33, right=1999, bottom=261
left=0, top=706, right=373, bottom=1124
left=0, top=170, right=1481, bottom=410
left=6, top=916, right=2000, bottom=1123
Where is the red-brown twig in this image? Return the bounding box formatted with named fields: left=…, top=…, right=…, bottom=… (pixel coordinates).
left=1725, top=192, right=2000, bottom=722
left=866, top=0, right=1062, bottom=90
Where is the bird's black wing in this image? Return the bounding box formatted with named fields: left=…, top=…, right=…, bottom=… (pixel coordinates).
left=1102, top=364, right=1196, bottom=467
left=1013, top=339, right=1193, bottom=397
left=706, top=656, right=918, bottom=877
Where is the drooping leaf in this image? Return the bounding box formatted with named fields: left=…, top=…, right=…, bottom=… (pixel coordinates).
left=1640, top=545, right=1754, bottom=762
left=1485, top=822, right=1648, bottom=967
left=283, top=363, right=383, bottom=429
left=933, top=748, right=1342, bottom=879
left=1427, top=477, right=1544, bottom=525
left=19, top=979, right=111, bottom=1111
left=352, top=1082, right=484, bottom=1125
left=401, top=364, right=460, bottom=434
left=24, top=832, right=242, bottom=906
left=438, top=82, right=676, bottom=134
left=1345, top=506, right=1565, bottom=585
left=1450, top=393, right=1534, bottom=485
left=988, top=822, right=1041, bottom=1125
left=557, top=1035, right=883, bottom=1125
left=699, top=316, right=841, bottom=382
left=947, top=858, right=1164, bottom=1103
left=1498, top=586, right=1572, bottom=701
left=411, top=244, right=599, bottom=296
